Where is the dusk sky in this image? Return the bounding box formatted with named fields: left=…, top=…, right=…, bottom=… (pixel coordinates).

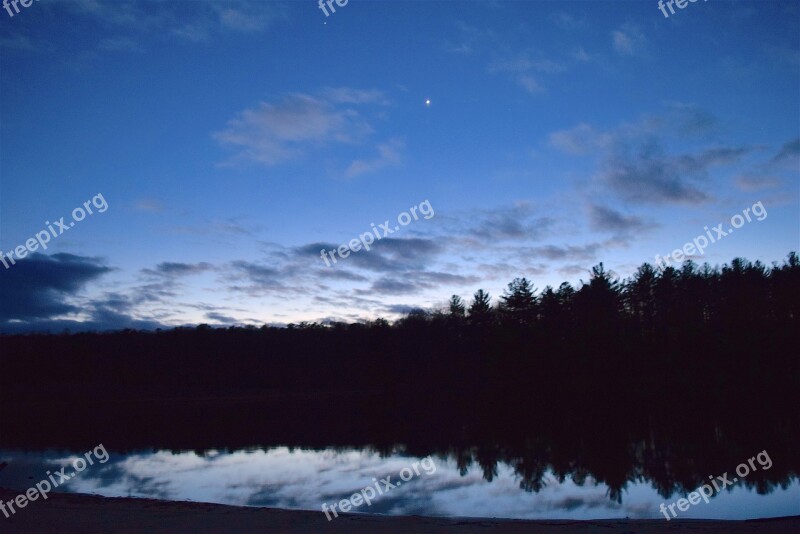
left=1, top=0, right=798, bottom=332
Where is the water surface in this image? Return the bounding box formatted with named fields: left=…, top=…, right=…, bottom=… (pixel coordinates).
left=1, top=447, right=798, bottom=520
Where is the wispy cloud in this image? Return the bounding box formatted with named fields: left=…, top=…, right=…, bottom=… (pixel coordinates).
left=141, top=262, right=215, bottom=279
left=488, top=54, right=565, bottom=95
left=734, top=174, right=781, bottom=191
left=133, top=199, right=166, bottom=213
left=0, top=33, right=38, bottom=51
left=550, top=11, right=587, bottom=30
left=572, top=46, right=592, bottom=62
left=549, top=123, right=613, bottom=155
left=588, top=204, right=652, bottom=237
left=549, top=107, right=756, bottom=204
left=60, top=0, right=284, bottom=47
left=522, top=243, right=602, bottom=262
left=612, top=23, right=647, bottom=57
left=464, top=203, right=553, bottom=243
left=322, top=87, right=391, bottom=106
left=213, top=90, right=387, bottom=167
left=772, top=137, right=800, bottom=165
left=212, top=1, right=282, bottom=33
left=346, top=138, right=404, bottom=178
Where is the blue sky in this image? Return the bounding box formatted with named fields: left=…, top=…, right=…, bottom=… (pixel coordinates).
left=1, top=0, right=798, bottom=332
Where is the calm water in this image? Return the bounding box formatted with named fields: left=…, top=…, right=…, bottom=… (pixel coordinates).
left=1, top=447, right=798, bottom=520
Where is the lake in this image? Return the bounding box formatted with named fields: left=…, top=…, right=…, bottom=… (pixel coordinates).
left=1, top=446, right=798, bottom=520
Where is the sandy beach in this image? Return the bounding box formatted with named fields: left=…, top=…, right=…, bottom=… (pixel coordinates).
left=1, top=489, right=799, bottom=533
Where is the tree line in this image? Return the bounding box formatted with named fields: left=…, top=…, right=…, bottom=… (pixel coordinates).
left=398, top=252, right=799, bottom=335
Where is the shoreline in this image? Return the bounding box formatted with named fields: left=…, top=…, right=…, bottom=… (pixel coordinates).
left=2, top=489, right=799, bottom=532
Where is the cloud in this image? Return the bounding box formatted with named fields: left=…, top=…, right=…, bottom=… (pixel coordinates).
left=550, top=108, right=756, bottom=204
left=62, top=0, right=283, bottom=45
left=141, top=262, right=214, bottom=279
left=612, top=31, right=634, bottom=55
left=678, top=146, right=753, bottom=171
left=130, top=262, right=217, bottom=317
left=65, top=0, right=155, bottom=28
left=549, top=493, right=622, bottom=511
left=517, top=76, right=544, bottom=94
left=558, top=264, right=590, bottom=277
left=572, top=47, right=591, bottom=62
left=665, top=102, right=721, bottom=137
left=488, top=54, right=564, bottom=95
left=602, top=147, right=711, bottom=204
left=368, top=279, right=420, bottom=295
left=346, top=138, right=404, bottom=178
left=611, top=24, right=646, bottom=56
left=213, top=90, right=384, bottom=167
left=488, top=57, right=565, bottom=74
left=734, top=174, right=781, bottom=191
left=384, top=304, right=427, bottom=315
left=229, top=261, right=286, bottom=292
left=550, top=11, right=586, bottom=30
left=133, top=198, right=165, bottom=213
left=295, top=238, right=442, bottom=274
left=322, top=87, right=390, bottom=106
left=466, top=203, right=553, bottom=242
left=171, top=23, right=210, bottom=43
left=772, top=137, right=800, bottom=165
left=345, top=238, right=444, bottom=273
left=0, top=254, right=165, bottom=333
left=211, top=1, right=282, bottom=33
left=317, top=269, right=369, bottom=282
left=603, top=144, right=755, bottom=204
left=523, top=244, right=601, bottom=262
left=363, top=271, right=479, bottom=296
left=549, top=123, right=613, bottom=155
left=205, top=312, right=239, bottom=324
left=0, top=253, right=112, bottom=324
left=445, top=42, right=472, bottom=55
left=208, top=234, right=446, bottom=304
left=449, top=20, right=498, bottom=56
left=0, top=33, right=38, bottom=51
left=729, top=138, right=797, bottom=191
left=588, top=204, right=651, bottom=235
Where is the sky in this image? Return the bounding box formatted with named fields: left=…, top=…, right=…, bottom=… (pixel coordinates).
left=1, top=0, right=798, bottom=332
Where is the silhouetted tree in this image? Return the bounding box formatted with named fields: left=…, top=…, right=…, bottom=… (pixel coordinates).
left=448, top=295, right=466, bottom=318
left=468, top=289, right=494, bottom=327
left=499, top=277, right=537, bottom=326
left=625, top=263, right=658, bottom=336
left=574, top=263, right=622, bottom=335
